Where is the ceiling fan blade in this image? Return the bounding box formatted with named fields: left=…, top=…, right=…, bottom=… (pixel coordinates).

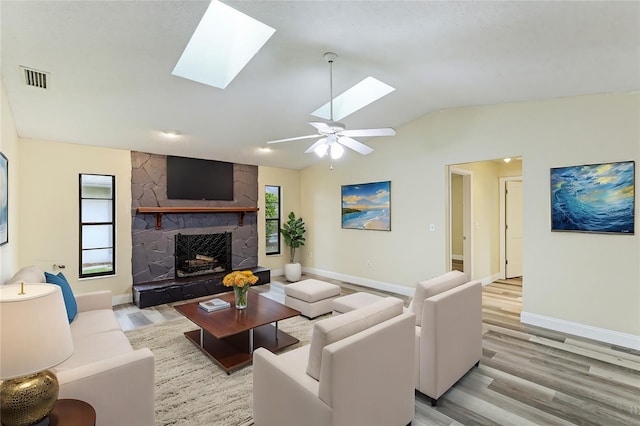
left=266, top=134, right=319, bottom=144
left=340, top=128, right=396, bottom=137
left=304, top=138, right=328, bottom=154
left=309, top=121, right=334, bottom=133
left=338, top=136, right=374, bottom=155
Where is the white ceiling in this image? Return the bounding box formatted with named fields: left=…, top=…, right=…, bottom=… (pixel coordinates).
left=2, top=1, right=639, bottom=170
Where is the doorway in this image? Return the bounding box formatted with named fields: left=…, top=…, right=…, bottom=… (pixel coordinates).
left=448, top=158, right=523, bottom=283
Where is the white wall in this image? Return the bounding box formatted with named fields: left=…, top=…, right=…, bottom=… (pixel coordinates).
left=0, top=80, right=20, bottom=283
left=257, top=166, right=301, bottom=275
left=18, top=139, right=132, bottom=301
left=301, top=93, right=639, bottom=346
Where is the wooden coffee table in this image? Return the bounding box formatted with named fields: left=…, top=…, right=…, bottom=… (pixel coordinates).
left=175, top=290, right=301, bottom=373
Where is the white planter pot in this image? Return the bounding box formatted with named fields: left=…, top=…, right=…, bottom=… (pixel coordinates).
left=284, top=263, right=302, bottom=282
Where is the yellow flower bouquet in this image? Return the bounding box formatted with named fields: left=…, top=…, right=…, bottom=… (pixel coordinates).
left=222, top=270, right=259, bottom=309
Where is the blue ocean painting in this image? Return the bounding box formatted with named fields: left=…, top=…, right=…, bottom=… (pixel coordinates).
left=342, top=181, right=391, bottom=231
left=551, top=161, right=635, bottom=234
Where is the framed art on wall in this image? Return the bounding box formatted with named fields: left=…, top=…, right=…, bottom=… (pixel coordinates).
left=0, top=152, right=7, bottom=245
left=341, top=181, right=391, bottom=231
left=550, top=160, right=635, bottom=234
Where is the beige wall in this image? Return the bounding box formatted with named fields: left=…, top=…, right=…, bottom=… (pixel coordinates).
left=301, top=93, right=639, bottom=342
left=17, top=139, right=132, bottom=300
left=0, top=81, right=20, bottom=283
left=499, top=159, right=524, bottom=177
left=257, top=166, right=301, bottom=274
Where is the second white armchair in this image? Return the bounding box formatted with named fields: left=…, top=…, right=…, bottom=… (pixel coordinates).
left=253, top=297, right=415, bottom=426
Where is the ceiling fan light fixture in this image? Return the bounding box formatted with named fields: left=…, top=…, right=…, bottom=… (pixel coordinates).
left=161, top=129, right=181, bottom=138
left=265, top=52, right=395, bottom=158
left=314, top=143, right=328, bottom=158
left=330, top=143, right=344, bottom=159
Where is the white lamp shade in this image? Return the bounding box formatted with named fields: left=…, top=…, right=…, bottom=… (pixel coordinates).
left=314, top=143, right=328, bottom=158
left=0, top=283, right=74, bottom=379
left=330, top=143, right=344, bottom=159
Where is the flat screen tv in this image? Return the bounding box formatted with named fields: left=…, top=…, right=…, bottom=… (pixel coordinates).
left=166, top=155, right=234, bottom=200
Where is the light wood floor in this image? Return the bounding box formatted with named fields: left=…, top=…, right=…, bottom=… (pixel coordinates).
left=115, top=275, right=640, bottom=425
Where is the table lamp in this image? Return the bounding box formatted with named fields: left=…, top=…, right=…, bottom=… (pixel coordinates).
left=0, top=282, right=74, bottom=426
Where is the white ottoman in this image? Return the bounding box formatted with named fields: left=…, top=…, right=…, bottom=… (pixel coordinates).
left=284, top=279, right=342, bottom=318
left=332, top=292, right=384, bottom=314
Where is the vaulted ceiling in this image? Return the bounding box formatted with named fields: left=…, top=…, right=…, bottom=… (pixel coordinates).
left=2, top=1, right=639, bottom=169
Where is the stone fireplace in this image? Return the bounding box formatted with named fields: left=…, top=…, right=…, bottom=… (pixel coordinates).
left=130, top=151, right=270, bottom=308
left=175, top=232, right=231, bottom=278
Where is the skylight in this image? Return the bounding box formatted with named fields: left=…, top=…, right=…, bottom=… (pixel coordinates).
left=311, top=76, right=395, bottom=121
left=172, top=0, right=275, bottom=89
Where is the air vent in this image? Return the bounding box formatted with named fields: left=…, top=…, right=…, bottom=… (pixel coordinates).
left=20, top=66, right=50, bottom=89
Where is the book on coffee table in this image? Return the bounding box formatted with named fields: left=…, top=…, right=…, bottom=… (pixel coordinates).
left=198, top=298, right=230, bottom=312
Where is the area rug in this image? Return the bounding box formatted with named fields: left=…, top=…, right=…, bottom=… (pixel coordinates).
left=125, top=313, right=321, bottom=426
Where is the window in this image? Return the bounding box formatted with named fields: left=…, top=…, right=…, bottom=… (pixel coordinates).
left=80, top=174, right=115, bottom=278
left=265, top=185, right=281, bottom=255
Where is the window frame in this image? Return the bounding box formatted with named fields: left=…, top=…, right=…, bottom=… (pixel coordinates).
left=79, top=174, right=116, bottom=278
left=265, top=185, right=281, bottom=256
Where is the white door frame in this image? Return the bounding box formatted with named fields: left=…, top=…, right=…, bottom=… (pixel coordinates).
left=448, top=167, right=473, bottom=278
left=499, top=176, right=523, bottom=279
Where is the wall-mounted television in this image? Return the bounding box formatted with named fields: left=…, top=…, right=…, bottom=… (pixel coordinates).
left=167, top=155, right=234, bottom=200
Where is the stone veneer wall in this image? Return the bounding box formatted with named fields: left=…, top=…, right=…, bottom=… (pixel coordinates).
left=131, top=151, right=258, bottom=284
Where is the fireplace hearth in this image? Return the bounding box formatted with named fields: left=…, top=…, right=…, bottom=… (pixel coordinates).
left=175, top=232, right=231, bottom=278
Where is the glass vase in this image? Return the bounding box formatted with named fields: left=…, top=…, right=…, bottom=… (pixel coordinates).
left=233, top=286, right=248, bottom=310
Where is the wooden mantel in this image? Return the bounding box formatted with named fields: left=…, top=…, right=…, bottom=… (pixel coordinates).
left=136, top=207, right=259, bottom=230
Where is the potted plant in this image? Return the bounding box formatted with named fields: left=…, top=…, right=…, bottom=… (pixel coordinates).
left=280, top=211, right=306, bottom=282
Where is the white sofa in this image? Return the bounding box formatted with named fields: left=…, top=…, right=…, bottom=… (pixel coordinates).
left=253, top=297, right=415, bottom=426
left=4, top=266, right=155, bottom=426
left=409, top=271, right=483, bottom=405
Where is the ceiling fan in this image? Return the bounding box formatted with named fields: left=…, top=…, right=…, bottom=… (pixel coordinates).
left=266, top=52, right=395, bottom=159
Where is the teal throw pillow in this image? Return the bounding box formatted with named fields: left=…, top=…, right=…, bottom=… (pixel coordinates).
left=45, top=272, right=78, bottom=323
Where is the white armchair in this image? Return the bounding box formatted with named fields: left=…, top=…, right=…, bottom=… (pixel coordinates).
left=410, top=271, right=483, bottom=405
left=253, top=297, right=415, bottom=426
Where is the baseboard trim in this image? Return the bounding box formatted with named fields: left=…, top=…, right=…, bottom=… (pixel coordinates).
left=302, top=267, right=415, bottom=297
left=481, top=273, right=501, bottom=286
left=452, top=254, right=464, bottom=261
left=521, top=311, right=640, bottom=351
left=113, top=293, right=132, bottom=306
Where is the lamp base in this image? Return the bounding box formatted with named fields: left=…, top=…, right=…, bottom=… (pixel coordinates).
left=32, top=417, right=51, bottom=426
left=0, top=370, right=59, bottom=426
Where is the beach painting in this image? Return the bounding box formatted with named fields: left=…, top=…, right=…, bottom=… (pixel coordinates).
left=341, top=181, right=391, bottom=231
left=551, top=161, right=634, bottom=234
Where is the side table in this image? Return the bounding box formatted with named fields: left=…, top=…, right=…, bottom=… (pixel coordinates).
left=48, top=399, right=96, bottom=426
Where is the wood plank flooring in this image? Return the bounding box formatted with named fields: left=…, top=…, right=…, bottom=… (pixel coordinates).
left=115, top=276, right=640, bottom=425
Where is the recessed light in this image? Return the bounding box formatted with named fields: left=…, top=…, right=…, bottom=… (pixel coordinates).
left=172, top=0, right=275, bottom=89
left=258, top=147, right=272, bottom=153
left=312, top=76, right=395, bottom=121
left=503, top=157, right=512, bottom=163
left=162, top=129, right=181, bottom=138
